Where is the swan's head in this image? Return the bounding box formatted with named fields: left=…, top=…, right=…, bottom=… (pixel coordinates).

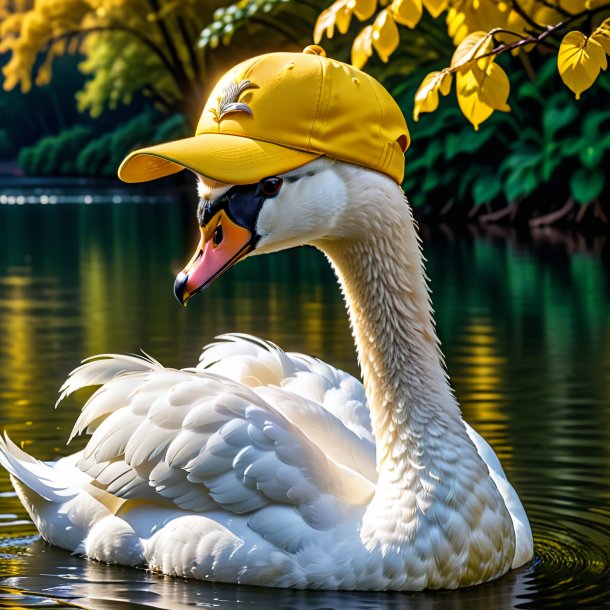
left=173, top=158, right=396, bottom=304
left=117, top=48, right=409, bottom=304
left=173, top=158, right=345, bottom=304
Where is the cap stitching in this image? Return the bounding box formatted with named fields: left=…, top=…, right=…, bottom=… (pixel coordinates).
left=307, top=56, right=325, bottom=151
left=367, top=80, right=386, bottom=171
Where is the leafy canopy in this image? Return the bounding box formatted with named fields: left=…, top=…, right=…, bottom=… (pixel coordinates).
left=315, top=0, right=610, bottom=129
left=0, top=0, right=325, bottom=124
left=398, top=58, right=610, bottom=210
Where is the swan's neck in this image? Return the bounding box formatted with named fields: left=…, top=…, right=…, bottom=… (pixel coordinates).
left=318, top=178, right=515, bottom=586
left=321, top=191, right=459, bottom=464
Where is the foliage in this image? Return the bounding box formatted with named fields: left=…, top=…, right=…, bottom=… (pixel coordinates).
left=199, top=0, right=326, bottom=50
left=397, top=58, right=610, bottom=213
left=315, top=0, right=610, bottom=130
left=0, top=0, right=327, bottom=127
left=1, top=0, right=225, bottom=121
left=18, top=110, right=188, bottom=177
left=17, top=125, right=93, bottom=175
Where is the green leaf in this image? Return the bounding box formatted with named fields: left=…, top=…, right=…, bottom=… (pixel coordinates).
left=500, top=148, right=542, bottom=172
left=445, top=127, right=494, bottom=160
left=457, top=165, right=482, bottom=200
left=411, top=109, right=461, bottom=140
left=536, top=58, right=558, bottom=88
left=505, top=168, right=538, bottom=202
left=472, top=172, right=502, bottom=205
left=560, top=136, right=584, bottom=157
left=407, top=156, right=431, bottom=173
left=600, top=132, right=610, bottom=151
left=582, top=109, right=610, bottom=141
left=570, top=168, right=605, bottom=203
left=424, top=138, right=444, bottom=166
left=502, top=150, right=541, bottom=202
left=579, top=144, right=604, bottom=169
left=422, top=168, right=442, bottom=193
left=542, top=145, right=563, bottom=181
left=517, top=82, right=544, bottom=105
left=599, top=74, right=610, bottom=92
left=543, top=102, right=578, bottom=140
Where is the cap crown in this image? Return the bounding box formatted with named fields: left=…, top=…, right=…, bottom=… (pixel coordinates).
left=197, top=49, right=410, bottom=184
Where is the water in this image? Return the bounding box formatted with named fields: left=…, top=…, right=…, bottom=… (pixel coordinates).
left=0, top=196, right=609, bottom=609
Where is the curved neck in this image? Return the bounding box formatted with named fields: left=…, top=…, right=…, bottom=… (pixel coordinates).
left=320, top=189, right=460, bottom=465
left=314, top=172, right=515, bottom=584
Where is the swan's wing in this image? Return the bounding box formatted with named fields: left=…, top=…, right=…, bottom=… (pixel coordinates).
left=58, top=350, right=376, bottom=530
left=197, top=334, right=374, bottom=442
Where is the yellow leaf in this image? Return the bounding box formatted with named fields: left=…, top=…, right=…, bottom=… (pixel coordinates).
left=472, top=62, right=510, bottom=110
left=558, top=30, right=607, bottom=100
left=391, top=0, right=422, bottom=29
left=451, top=31, right=494, bottom=70
left=351, top=25, right=374, bottom=69
left=446, top=6, right=468, bottom=45
left=591, top=18, right=610, bottom=56
left=422, top=0, right=447, bottom=19
left=372, top=9, right=399, bottom=62
left=413, top=70, right=452, bottom=121
left=456, top=69, right=494, bottom=130
left=348, top=0, right=377, bottom=20
left=335, top=2, right=353, bottom=33
left=0, top=12, right=25, bottom=38
left=314, top=6, right=336, bottom=42
left=439, top=70, right=452, bottom=95
left=314, top=0, right=350, bottom=42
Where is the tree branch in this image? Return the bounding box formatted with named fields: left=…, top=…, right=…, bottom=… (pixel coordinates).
left=531, top=0, right=573, bottom=18
left=249, top=16, right=303, bottom=45
left=143, top=84, right=176, bottom=113
left=176, top=14, right=201, bottom=82
left=145, top=0, right=191, bottom=87
left=46, top=26, right=175, bottom=77
left=466, top=2, right=610, bottom=66
left=509, top=0, right=547, bottom=32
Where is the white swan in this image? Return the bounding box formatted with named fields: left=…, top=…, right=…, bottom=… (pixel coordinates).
left=1, top=158, right=532, bottom=590
left=0, top=158, right=532, bottom=590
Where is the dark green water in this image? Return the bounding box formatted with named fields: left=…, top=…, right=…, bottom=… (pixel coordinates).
left=0, top=196, right=609, bottom=609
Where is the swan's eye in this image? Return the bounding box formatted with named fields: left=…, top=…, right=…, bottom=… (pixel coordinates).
left=260, top=177, right=283, bottom=198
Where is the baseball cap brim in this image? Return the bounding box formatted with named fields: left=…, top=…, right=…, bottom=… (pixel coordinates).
left=118, top=133, right=320, bottom=185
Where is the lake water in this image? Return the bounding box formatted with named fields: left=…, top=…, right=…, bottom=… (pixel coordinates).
left=0, top=194, right=608, bottom=609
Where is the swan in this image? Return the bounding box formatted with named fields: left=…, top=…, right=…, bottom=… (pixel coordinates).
left=0, top=49, right=533, bottom=591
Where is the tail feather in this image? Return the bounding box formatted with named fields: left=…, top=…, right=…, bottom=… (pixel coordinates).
left=0, top=433, right=80, bottom=503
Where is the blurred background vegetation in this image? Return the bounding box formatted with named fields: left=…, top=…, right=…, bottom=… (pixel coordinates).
left=1, top=0, right=609, bottom=229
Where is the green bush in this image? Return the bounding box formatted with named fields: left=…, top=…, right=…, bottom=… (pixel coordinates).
left=392, top=58, right=610, bottom=217
left=76, top=111, right=189, bottom=177
left=20, top=110, right=189, bottom=177
left=18, top=125, right=93, bottom=176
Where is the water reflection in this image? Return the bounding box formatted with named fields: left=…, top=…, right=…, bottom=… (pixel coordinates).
left=0, top=202, right=609, bottom=608
left=0, top=540, right=537, bottom=610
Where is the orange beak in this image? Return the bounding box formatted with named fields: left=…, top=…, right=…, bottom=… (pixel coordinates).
left=174, top=209, right=255, bottom=305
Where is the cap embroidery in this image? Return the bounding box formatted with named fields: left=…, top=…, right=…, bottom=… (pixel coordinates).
left=210, top=80, right=257, bottom=124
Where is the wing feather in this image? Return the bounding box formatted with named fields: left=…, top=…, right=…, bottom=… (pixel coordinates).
left=57, top=337, right=377, bottom=527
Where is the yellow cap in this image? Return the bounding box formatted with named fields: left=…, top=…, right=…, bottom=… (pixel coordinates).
left=118, top=46, right=410, bottom=185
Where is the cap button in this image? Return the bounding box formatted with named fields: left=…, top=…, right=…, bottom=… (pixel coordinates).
left=303, top=45, right=326, bottom=57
